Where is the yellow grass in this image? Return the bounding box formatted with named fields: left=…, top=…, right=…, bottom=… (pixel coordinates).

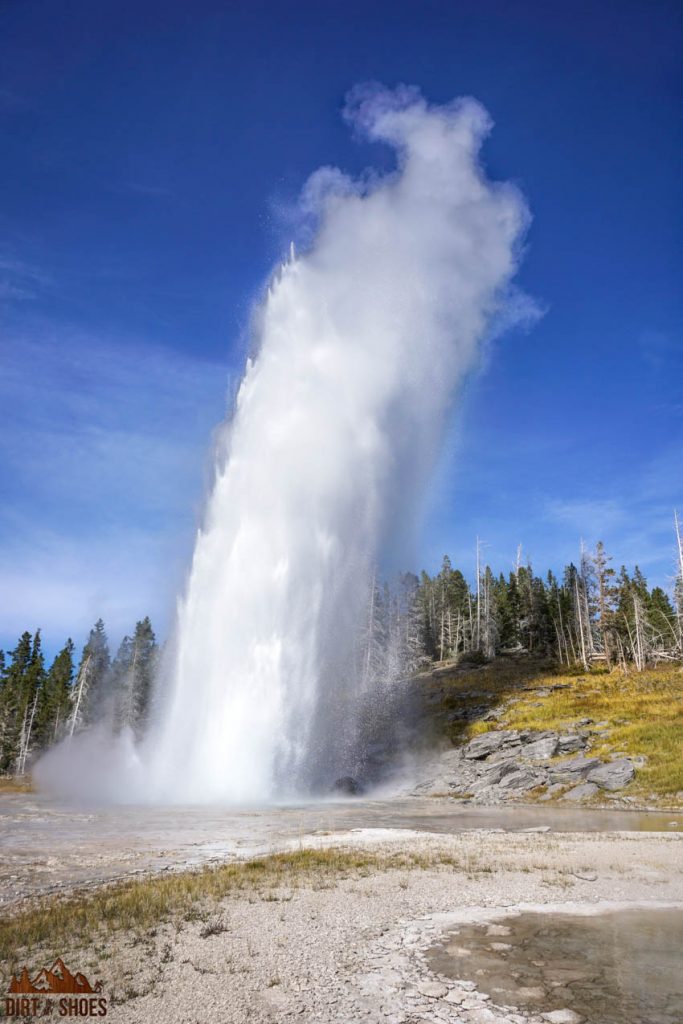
left=424, top=658, right=683, bottom=803
left=0, top=777, right=33, bottom=794
left=0, top=847, right=466, bottom=970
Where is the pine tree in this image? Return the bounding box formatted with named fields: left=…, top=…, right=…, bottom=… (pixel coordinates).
left=113, top=617, right=157, bottom=738
left=14, top=631, right=47, bottom=775
left=0, top=632, right=33, bottom=773
left=647, top=588, right=678, bottom=656
left=35, top=640, right=75, bottom=747
left=417, top=570, right=437, bottom=662
left=67, top=619, right=110, bottom=735
left=494, top=573, right=517, bottom=651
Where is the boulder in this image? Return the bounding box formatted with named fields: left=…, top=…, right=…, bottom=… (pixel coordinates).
left=497, top=768, right=546, bottom=792
left=587, top=758, right=635, bottom=791
left=479, top=760, right=519, bottom=786
left=539, top=782, right=565, bottom=801
left=561, top=782, right=598, bottom=802
left=331, top=776, right=364, bottom=796
left=557, top=733, right=584, bottom=754
left=520, top=733, right=559, bottom=760
left=462, top=731, right=520, bottom=760
left=542, top=1010, right=584, bottom=1024
left=548, top=756, right=600, bottom=784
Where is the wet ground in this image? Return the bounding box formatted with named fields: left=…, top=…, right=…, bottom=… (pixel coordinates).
left=428, top=905, right=683, bottom=1024
left=0, top=793, right=679, bottom=907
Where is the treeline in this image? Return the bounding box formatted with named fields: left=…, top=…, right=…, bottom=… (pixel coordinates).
left=2, top=524, right=682, bottom=776
left=0, top=617, right=158, bottom=776
left=363, top=531, right=683, bottom=678
left=413, top=544, right=682, bottom=670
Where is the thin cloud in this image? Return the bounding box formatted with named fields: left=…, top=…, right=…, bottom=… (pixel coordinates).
left=0, top=329, right=228, bottom=650
left=544, top=497, right=626, bottom=534
left=0, top=254, right=52, bottom=304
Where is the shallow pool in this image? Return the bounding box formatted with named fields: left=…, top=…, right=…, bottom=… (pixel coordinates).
left=428, top=905, right=683, bottom=1024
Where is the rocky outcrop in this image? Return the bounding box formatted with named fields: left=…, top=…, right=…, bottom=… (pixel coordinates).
left=412, top=728, right=638, bottom=804
left=556, top=733, right=583, bottom=754
left=562, top=782, right=599, bottom=801
left=548, top=756, right=601, bottom=785
left=586, top=758, right=635, bottom=791
left=462, top=731, right=521, bottom=760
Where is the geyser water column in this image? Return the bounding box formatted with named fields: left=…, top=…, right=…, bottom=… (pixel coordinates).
left=148, top=85, right=530, bottom=803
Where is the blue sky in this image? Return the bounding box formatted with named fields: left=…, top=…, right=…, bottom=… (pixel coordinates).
left=1, top=0, right=681, bottom=655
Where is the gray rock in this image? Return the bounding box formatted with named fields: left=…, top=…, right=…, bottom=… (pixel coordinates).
left=416, top=981, right=448, bottom=998
left=542, top=1010, right=584, bottom=1024
left=465, top=1008, right=500, bottom=1024
left=561, top=782, right=598, bottom=801
left=548, top=756, right=600, bottom=784
left=462, top=731, right=521, bottom=760
left=520, top=734, right=559, bottom=760
left=497, top=768, right=546, bottom=791
left=538, top=782, right=565, bottom=801
left=478, top=760, right=519, bottom=785
left=628, top=754, right=648, bottom=767
left=331, top=776, right=364, bottom=795
left=587, top=758, right=635, bottom=791
left=486, top=746, right=525, bottom=764
left=557, top=733, right=584, bottom=754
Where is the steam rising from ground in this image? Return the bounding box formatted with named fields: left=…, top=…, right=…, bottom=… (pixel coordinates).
left=38, top=85, right=532, bottom=803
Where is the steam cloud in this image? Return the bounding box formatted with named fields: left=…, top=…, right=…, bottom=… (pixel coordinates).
left=38, top=84, right=532, bottom=804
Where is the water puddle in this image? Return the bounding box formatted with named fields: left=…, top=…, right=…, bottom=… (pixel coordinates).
left=428, top=906, right=683, bottom=1023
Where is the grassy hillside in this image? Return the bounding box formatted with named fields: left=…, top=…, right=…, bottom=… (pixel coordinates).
left=418, top=657, right=683, bottom=807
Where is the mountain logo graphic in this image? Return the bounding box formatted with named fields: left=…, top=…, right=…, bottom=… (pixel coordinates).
left=7, top=958, right=103, bottom=995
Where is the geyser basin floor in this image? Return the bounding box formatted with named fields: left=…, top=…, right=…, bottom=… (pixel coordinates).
left=0, top=793, right=680, bottom=905
left=428, top=906, right=683, bottom=1024
left=1, top=830, right=680, bottom=1024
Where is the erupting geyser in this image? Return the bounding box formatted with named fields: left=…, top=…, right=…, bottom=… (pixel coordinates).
left=144, top=85, right=531, bottom=803
left=38, top=84, right=532, bottom=804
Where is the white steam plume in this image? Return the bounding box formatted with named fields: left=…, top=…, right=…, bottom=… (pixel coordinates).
left=38, top=84, right=533, bottom=804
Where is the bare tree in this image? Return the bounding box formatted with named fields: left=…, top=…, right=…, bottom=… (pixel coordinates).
left=675, top=511, right=683, bottom=654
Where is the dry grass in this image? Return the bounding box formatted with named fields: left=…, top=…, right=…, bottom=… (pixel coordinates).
left=0, top=776, right=33, bottom=794
left=423, top=658, right=683, bottom=802
left=499, top=665, right=683, bottom=799
left=0, top=846, right=465, bottom=970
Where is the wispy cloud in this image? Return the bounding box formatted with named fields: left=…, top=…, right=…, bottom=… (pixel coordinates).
left=639, top=329, right=680, bottom=373
left=0, top=254, right=53, bottom=304
left=0, top=328, right=228, bottom=650
left=543, top=496, right=626, bottom=534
